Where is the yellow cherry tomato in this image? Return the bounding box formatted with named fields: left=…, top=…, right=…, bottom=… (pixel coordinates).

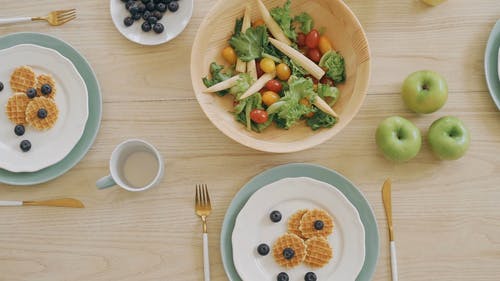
left=253, top=19, right=265, bottom=27
left=318, top=36, right=333, bottom=55
left=259, top=58, right=276, bottom=74
left=299, top=98, right=310, bottom=106
left=221, top=46, right=237, bottom=65
left=276, top=63, right=291, bottom=81
left=262, top=91, right=280, bottom=106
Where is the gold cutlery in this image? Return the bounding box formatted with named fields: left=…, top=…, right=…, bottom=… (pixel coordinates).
left=382, top=178, right=398, bottom=281
left=195, top=184, right=212, bottom=281
left=0, top=9, right=76, bottom=26
left=0, top=198, right=84, bottom=208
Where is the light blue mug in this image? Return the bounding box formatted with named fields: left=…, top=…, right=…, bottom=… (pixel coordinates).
left=96, top=139, right=164, bottom=192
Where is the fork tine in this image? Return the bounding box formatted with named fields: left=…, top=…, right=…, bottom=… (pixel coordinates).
left=201, top=184, right=206, bottom=206
left=204, top=184, right=211, bottom=207
left=58, top=15, right=76, bottom=25
left=55, top=9, right=76, bottom=15
left=57, top=12, right=76, bottom=21
left=195, top=184, right=200, bottom=206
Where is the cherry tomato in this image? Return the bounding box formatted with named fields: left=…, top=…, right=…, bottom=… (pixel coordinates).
left=299, top=98, right=310, bottom=106
left=276, top=63, right=291, bottom=81
left=253, top=19, right=265, bottom=27
left=221, top=46, right=237, bottom=65
left=307, top=48, right=322, bottom=63
left=256, top=60, right=264, bottom=78
left=262, top=91, right=280, bottom=106
left=265, top=79, right=283, bottom=93
left=305, top=29, right=320, bottom=49
left=259, top=58, right=276, bottom=73
left=297, top=32, right=306, bottom=47
left=305, top=75, right=319, bottom=85
left=318, top=36, right=333, bottom=55
left=320, top=76, right=335, bottom=86
left=250, top=109, right=269, bottom=124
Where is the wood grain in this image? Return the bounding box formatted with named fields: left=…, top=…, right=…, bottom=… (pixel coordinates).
left=0, top=0, right=499, bottom=280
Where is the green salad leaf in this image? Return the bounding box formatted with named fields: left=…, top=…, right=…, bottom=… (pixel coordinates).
left=271, top=76, right=316, bottom=129
left=234, top=93, right=270, bottom=132
left=319, top=50, right=346, bottom=83
left=294, top=12, right=314, bottom=34
left=230, top=74, right=254, bottom=98
left=234, top=17, right=243, bottom=35
left=229, top=26, right=268, bottom=62
left=317, top=83, right=340, bottom=106
left=306, top=110, right=337, bottom=130
left=202, top=62, right=233, bottom=96
left=270, top=0, right=297, bottom=41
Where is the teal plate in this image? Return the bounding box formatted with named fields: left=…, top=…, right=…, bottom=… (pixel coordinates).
left=485, top=20, right=500, bottom=110
left=221, top=163, right=379, bottom=281
left=0, top=33, right=102, bottom=186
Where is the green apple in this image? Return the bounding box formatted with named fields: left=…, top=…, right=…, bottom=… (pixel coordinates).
left=428, top=116, right=470, bottom=160
left=402, top=70, right=448, bottom=114
left=376, top=116, right=422, bottom=162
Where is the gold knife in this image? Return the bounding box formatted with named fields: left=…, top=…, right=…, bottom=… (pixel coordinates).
left=0, top=198, right=84, bottom=208
left=382, top=178, right=398, bottom=281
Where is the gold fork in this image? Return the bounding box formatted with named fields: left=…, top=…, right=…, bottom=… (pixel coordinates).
left=0, top=9, right=76, bottom=26
left=195, top=184, right=212, bottom=281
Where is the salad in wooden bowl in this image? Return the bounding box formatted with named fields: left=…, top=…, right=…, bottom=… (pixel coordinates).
left=191, top=0, right=370, bottom=153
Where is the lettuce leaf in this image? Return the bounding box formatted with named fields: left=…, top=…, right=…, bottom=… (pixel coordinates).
left=294, top=12, right=314, bottom=34
left=229, top=26, right=268, bottom=62
left=317, top=83, right=340, bottom=106
left=270, top=0, right=297, bottom=41
left=319, top=50, right=346, bottom=83
left=234, top=17, right=243, bottom=35
left=271, top=76, right=316, bottom=129
left=202, top=62, right=233, bottom=96
left=230, top=74, right=254, bottom=98
left=306, top=110, right=337, bottom=130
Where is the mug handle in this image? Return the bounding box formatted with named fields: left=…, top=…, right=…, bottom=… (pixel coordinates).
left=96, top=175, right=116, bottom=189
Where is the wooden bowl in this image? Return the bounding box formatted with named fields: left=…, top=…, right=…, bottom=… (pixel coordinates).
left=191, top=0, right=370, bottom=153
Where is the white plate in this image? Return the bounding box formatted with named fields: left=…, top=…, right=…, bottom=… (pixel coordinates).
left=232, top=177, right=366, bottom=281
left=0, top=44, right=88, bottom=172
left=110, top=0, right=193, bottom=45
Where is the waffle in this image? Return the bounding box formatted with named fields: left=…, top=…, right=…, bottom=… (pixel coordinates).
left=299, top=209, right=334, bottom=239
left=272, top=233, right=307, bottom=268
left=25, top=97, right=59, bottom=130
left=287, top=209, right=308, bottom=238
left=304, top=236, right=333, bottom=268
left=5, top=93, right=30, bottom=125
left=36, top=74, right=56, bottom=99
left=10, top=66, right=36, bottom=93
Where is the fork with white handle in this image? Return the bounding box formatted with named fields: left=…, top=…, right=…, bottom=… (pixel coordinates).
left=0, top=9, right=76, bottom=26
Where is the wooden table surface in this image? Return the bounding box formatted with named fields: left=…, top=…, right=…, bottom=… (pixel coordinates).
left=1, top=0, right=500, bottom=280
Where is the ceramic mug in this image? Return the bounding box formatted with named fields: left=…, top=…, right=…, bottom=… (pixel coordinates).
left=96, top=139, right=164, bottom=192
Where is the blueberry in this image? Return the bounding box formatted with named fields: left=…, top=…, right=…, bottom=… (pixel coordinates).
left=156, top=3, right=167, bottom=12
left=14, top=125, right=25, bottom=136
left=152, top=10, right=162, bottom=20
left=26, top=88, right=37, bottom=99
left=125, top=0, right=135, bottom=10
left=0, top=81, right=3, bottom=92
left=129, top=5, right=140, bottom=15
left=146, top=1, right=156, bottom=11
left=304, top=272, right=317, bottom=281
left=124, top=16, right=134, bottom=27
left=132, top=12, right=142, bottom=20
left=41, top=84, right=52, bottom=95
left=148, top=16, right=158, bottom=25
left=142, top=10, right=151, bottom=20
left=314, top=220, right=324, bottom=230
left=257, top=243, right=270, bottom=256
left=282, top=248, right=295, bottom=260
left=37, top=108, right=47, bottom=119
left=137, top=3, right=146, bottom=12
left=20, top=140, right=31, bottom=152
left=153, top=23, right=164, bottom=34
left=270, top=210, right=282, bottom=223
left=277, top=272, right=289, bottom=281
left=141, top=21, right=152, bottom=32
left=168, top=1, right=179, bottom=12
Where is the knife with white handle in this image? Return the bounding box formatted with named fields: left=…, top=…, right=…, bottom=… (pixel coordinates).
left=382, top=178, right=398, bottom=281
